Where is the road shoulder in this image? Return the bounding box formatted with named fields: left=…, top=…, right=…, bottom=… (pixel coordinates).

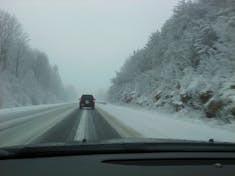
left=96, top=106, right=142, bottom=138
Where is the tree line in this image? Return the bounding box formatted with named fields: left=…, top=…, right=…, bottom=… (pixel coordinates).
left=108, top=0, right=235, bottom=119
left=0, top=10, right=76, bottom=108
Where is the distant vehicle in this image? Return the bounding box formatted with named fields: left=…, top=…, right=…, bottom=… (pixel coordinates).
left=79, top=94, right=95, bottom=109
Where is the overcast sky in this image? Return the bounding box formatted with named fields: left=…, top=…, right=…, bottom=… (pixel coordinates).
left=1, top=0, right=179, bottom=96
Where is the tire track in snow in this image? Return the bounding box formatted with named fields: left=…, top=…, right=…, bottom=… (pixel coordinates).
left=0, top=105, right=77, bottom=147
left=32, top=108, right=81, bottom=144
left=74, top=109, right=121, bottom=142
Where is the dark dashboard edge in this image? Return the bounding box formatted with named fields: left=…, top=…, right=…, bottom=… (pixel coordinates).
left=1, top=142, right=235, bottom=160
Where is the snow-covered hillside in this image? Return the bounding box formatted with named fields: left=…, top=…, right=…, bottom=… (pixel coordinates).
left=108, top=0, right=235, bottom=120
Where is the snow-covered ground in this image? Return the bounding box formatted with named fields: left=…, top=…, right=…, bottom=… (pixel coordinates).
left=98, top=104, right=235, bottom=143
left=1, top=102, right=235, bottom=147
left=0, top=103, right=72, bottom=116
left=0, top=103, right=77, bottom=147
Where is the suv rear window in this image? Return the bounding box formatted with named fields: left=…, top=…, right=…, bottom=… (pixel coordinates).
left=81, top=95, right=94, bottom=100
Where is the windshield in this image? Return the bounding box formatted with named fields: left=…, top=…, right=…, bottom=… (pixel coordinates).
left=0, top=0, right=235, bottom=149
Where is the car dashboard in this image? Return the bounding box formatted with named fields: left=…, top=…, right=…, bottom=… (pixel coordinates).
left=1, top=142, right=235, bottom=176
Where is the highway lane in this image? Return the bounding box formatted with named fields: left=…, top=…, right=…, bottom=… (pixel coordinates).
left=2, top=103, right=234, bottom=147
left=0, top=104, right=77, bottom=147
left=0, top=105, right=123, bottom=147
left=33, top=108, right=122, bottom=144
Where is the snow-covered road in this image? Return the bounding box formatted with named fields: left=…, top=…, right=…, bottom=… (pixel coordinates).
left=0, top=104, right=77, bottom=147
left=98, top=104, right=235, bottom=143
left=0, top=103, right=235, bottom=147
left=0, top=103, right=121, bottom=147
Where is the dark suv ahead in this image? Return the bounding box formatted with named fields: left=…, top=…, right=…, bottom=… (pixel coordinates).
left=79, top=94, right=95, bottom=109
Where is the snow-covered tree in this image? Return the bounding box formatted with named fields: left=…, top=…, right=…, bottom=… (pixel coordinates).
left=0, top=10, right=75, bottom=108
left=109, top=0, right=235, bottom=119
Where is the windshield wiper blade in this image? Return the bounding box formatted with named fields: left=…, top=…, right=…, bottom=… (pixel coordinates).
left=0, top=149, right=14, bottom=159
left=1, top=141, right=235, bottom=160
left=98, top=137, right=235, bottom=145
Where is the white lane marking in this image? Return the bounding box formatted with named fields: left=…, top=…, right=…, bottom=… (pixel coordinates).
left=74, top=110, right=88, bottom=141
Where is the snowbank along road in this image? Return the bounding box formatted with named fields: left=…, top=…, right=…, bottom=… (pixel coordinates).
left=0, top=103, right=235, bottom=147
